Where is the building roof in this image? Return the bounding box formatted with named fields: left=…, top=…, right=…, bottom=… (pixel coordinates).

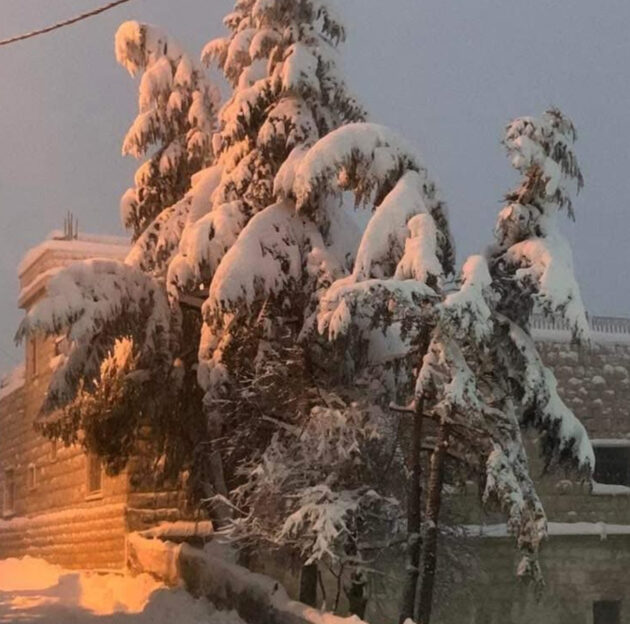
left=18, top=231, right=129, bottom=277
left=17, top=230, right=129, bottom=310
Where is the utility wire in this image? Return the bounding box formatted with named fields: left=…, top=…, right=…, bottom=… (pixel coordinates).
left=0, top=0, right=137, bottom=47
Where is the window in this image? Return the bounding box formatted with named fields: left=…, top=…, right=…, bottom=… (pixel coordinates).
left=50, top=440, right=57, bottom=462
left=86, top=454, right=102, bottom=496
left=3, top=469, right=15, bottom=516
left=594, top=600, right=621, bottom=624
left=593, top=446, right=630, bottom=486
left=27, top=464, right=37, bottom=491
left=27, top=338, right=38, bottom=378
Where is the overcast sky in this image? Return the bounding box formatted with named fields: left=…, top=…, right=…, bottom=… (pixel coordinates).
left=1, top=0, right=629, bottom=375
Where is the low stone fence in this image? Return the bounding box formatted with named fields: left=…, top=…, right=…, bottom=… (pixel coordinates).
left=127, top=532, right=366, bottom=624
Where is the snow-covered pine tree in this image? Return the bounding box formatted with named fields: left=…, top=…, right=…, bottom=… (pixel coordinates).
left=411, top=109, right=593, bottom=624
left=166, top=0, right=366, bottom=302
left=231, top=397, right=400, bottom=615
left=166, top=0, right=369, bottom=516
left=487, top=109, right=592, bottom=468
left=15, top=23, right=222, bottom=482
left=288, top=109, right=592, bottom=624
left=116, top=21, right=219, bottom=242
left=275, top=120, right=455, bottom=619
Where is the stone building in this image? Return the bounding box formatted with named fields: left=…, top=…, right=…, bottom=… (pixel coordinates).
left=437, top=317, right=630, bottom=624
left=0, top=230, right=187, bottom=570
left=1, top=231, right=630, bottom=623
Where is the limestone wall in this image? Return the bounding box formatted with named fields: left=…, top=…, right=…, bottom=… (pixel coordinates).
left=436, top=534, right=630, bottom=624
left=0, top=336, right=128, bottom=569
left=539, top=340, right=630, bottom=438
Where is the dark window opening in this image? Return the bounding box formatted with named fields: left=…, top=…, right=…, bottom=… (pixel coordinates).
left=86, top=454, right=102, bottom=495
left=3, top=469, right=15, bottom=516
left=593, top=447, right=630, bottom=486
left=27, top=464, right=37, bottom=490
left=594, top=600, right=621, bottom=624
left=27, top=338, right=38, bottom=378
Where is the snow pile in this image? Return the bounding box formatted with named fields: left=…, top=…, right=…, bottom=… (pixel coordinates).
left=0, top=556, right=244, bottom=623
left=591, top=482, right=630, bottom=496
left=0, top=557, right=62, bottom=592
left=128, top=534, right=368, bottom=624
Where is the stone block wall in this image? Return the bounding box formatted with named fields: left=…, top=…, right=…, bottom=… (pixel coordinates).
left=0, top=335, right=128, bottom=569
left=539, top=341, right=630, bottom=438
left=436, top=534, right=630, bottom=624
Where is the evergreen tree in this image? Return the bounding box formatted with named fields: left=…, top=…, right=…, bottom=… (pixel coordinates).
left=287, top=121, right=454, bottom=621
left=410, top=109, right=592, bottom=624
left=286, top=109, right=592, bottom=624
left=116, top=21, right=219, bottom=241
left=175, top=0, right=369, bottom=523
left=16, top=23, right=222, bottom=483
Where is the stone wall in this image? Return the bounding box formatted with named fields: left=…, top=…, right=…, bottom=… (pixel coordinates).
left=441, top=335, right=630, bottom=624
left=436, top=534, right=630, bottom=624
left=0, top=335, right=128, bottom=569
left=539, top=340, right=630, bottom=438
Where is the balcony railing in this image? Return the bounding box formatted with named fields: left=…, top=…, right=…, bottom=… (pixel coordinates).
left=531, top=314, right=630, bottom=342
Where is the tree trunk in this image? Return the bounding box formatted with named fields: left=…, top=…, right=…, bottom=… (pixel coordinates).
left=346, top=570, right=368, bottom=620
left=207, top=410, right=232, bottom=529
left=299, top=564, right=318, bottom=607
left=398, top=398, right=424, bottom=624
left=416, top=422, right=448, bottom=624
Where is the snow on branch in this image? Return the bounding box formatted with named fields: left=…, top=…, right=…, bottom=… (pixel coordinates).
left=17, top=260, right=170, bottom=408
left=290, top=122, right=422, bottom=211
left=286, top=123, right=454, bottom=275
left=504, top=318, right=594, bottom=471
left=115, top=21, right=219, bottom=240
left=441, top=255, right=493, bottom=343
left=353, top=172, right=441, bottom=282
left=317, top=277, right=436, bottom=343
left=204, top=200, right=303, bottom=322
left=231, top=402, right=399, bottom=567
left=505, top=230, right=589, bottom=340
left=503, top=108, right=583, bottom=217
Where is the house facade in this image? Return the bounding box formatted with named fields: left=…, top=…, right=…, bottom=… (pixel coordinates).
left=441, top=320, right=630, bottom=624
left=0, top=231, right=186, bottom=569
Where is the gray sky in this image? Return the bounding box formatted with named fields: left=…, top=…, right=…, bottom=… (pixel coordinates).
left=1, top=0, right=629, bottom=375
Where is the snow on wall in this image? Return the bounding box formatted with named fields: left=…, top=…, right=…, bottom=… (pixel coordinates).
left=465, top=522, right=630, bottom=539
left=531, top=314, right=630, bottom=345
left=127, top=534, right=368, bottom=624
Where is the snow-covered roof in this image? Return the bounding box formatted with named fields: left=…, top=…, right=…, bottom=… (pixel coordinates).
left=17, top=230, right=130, bottom=309
left=0, top=364, right=25, bottom=401
left=18, top=230, right=129, bottom=278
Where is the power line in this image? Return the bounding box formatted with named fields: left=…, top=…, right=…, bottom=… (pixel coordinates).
left=0, top=0, right=137, bottom=48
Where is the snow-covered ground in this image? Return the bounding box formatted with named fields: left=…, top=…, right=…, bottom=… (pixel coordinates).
left=0, top=556, right=244, bottom=623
